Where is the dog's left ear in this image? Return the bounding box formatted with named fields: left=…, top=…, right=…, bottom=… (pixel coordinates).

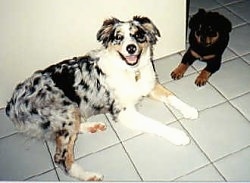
left=97, top=18, right=120, bottom=47
left=133, top=16, right=161, bottom=44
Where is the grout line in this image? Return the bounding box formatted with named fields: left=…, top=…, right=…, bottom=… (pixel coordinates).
left=0, top=132, right=18, bottom=141
left=228, top=98, right=250, bottom=123
left=212, top=144, right=250, bottom=163
left=24, top=168, right=57, bottom=181
left=104, top=114, right=143, bottom=181
left=177, top=121, right=227, bottom=181
left=120, top=141, right=144, bottom=181
left=44, top=140, right=60, bottom=181
left=222, top=2, right=250, bottom=24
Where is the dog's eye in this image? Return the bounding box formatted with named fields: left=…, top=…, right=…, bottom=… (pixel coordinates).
left=115, top=34, right=124, bottom=41
left=134, top=32, right=146, bottom=43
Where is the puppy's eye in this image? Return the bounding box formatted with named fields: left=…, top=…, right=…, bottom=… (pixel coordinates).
left=115, top=34, right=124, bottom=41
left=134, top=32, right=146, bottom=42
left=208, top=31, right=217, bottom=37
left=195, top=31, right=201, bottom=36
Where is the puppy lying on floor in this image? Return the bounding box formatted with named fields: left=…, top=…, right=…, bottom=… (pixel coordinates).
left=171, top=9, right=232, bottom=86
left=6, top=16, right=198, bottom=181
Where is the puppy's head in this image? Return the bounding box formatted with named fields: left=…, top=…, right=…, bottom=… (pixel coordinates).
left=97, top=16, right=160, bottom=66
left=189, top=9, right=232, bottom=47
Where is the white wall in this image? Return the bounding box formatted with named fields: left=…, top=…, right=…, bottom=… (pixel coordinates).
left=0, top=0, right=186, bottom=107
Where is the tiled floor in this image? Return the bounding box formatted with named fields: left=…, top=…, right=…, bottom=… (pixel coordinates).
left=0, top=0, right=250, bottom=181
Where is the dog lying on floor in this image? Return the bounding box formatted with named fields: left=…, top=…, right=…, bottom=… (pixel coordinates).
left=6, top=16, right=198, bottom=181
left=171, top=9, right=232, bottom=86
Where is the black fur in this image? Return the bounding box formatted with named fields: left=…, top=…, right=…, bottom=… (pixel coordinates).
left=183, top=9, right=232, bottom=73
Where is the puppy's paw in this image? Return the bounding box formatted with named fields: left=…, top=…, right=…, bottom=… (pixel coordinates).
left=171, top=63, right=189, bottom=80
left=181, top=107, right=198, bottom=119
left=80, top=122, right=107, bottom=133
left=171, top=70, right=184, bottom=80
left=164, top=128, right=190, bottom=146
left=195, top=70, right=211, bottom=87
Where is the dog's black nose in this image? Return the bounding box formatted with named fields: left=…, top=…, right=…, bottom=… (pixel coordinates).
left=126, top=44, right=137, bottom=54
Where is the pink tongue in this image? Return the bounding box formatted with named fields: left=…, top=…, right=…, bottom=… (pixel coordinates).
left=125, top=55, right=138, bottom=64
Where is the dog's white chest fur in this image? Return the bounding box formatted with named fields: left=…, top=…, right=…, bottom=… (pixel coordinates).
left=97, top=49, right=156, bottom=107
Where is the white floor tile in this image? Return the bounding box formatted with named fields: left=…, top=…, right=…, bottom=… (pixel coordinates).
left=216, top=0, right=242, bottom=5
left=215, top=147, right=250, bottom=181
left=0, top=134, right=53, bottom=180
left=242, top=53, right=250, bottom=64
left=189, top=0, right=221, bottom=15
left=214, top=7, right=246, bottom=27
left=230, top=92, right=250, bottom=121
left=0, top=109, right=16, bottom=138
left=164, top=74, right=226, bottom=111
left=176, top=164, right=225, bottom=181
left=123, top=123, right=209, bottom=181
left=181, top=102, right=250, bottom=161
left=227, top=1, right=250, bottom=23
left=154, top=54, right=196, bottom=84
left=228, top=24, right=250, bottom=55
left=210, top=58, right=250, bottom=99
left=26, top=170, right=58, bottom=181
left=221, top=47, right=238, bottom=62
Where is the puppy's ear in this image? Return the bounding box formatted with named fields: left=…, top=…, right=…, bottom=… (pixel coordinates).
left=216, top=14, right=232, bottom=33
left=97, top=18, right=120, bottom=47
left=189, top=8, right=206, bottom=30
left=133, top=16, right=161, bottom=44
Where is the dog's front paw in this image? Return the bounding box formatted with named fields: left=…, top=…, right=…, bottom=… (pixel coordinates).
left=181, top=107, right=198, bottom=119
left=165, top=128, right=190, bottom=146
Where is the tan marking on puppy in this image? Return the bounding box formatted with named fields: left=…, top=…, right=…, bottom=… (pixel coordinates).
left=195, top=32, right=219, bottom=46
left=202, top=54, right=216, bottom=60
left=171, top=63, right=189, bottom=80
left=191, top=49, right=216, bottom=61
left=195, top=70, right=211, bottom=86
left=191, top=49, right=202, bottom=59
left=206, top=32, right=219, bottom=45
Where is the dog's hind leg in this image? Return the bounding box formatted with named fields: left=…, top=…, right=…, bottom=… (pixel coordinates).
left=149, top=82, right=198, bottom=119
left=54, top=109, right=103, bottom=181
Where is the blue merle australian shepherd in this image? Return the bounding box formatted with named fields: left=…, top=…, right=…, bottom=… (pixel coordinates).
left=6, top=16, right=198, bottom=181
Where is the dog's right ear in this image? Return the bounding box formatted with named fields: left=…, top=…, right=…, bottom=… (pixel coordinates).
left=189, top=8, right=206, bottom=29
left=97, top=18, right=120, bottom=47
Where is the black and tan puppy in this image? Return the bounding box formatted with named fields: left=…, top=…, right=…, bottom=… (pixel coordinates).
left=171, top=9, right=232, bottom=86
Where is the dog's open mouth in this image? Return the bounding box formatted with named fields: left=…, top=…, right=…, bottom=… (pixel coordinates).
left=118, top=51, right=141, bottom=66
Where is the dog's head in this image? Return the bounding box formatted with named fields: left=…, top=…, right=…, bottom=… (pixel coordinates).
left=97, top=16, right=160, bottom=66
left=189, top=9, right=232, bottom=47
